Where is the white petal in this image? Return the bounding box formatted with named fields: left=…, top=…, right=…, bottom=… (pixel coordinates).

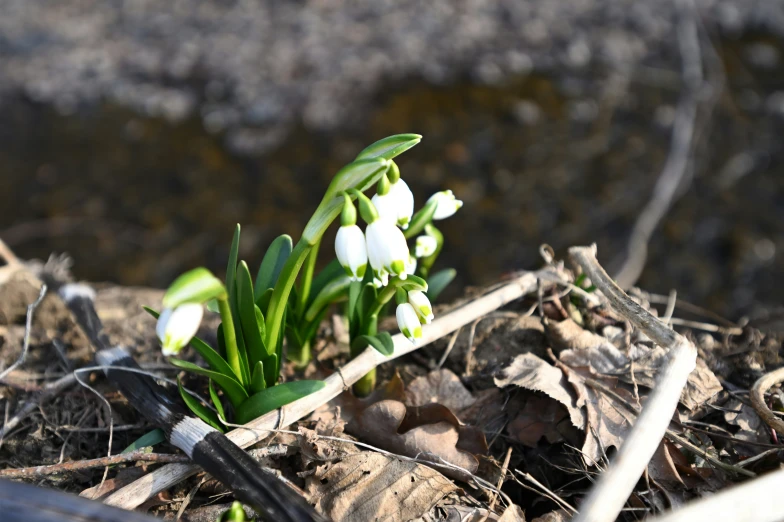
left=428, top=190, right=463, bottom=220
left=160, top=304, right=203, bottom=356
left=396, top=303, right=423, bottom=343
left=156, top=308, right=174, bottom=343
left=335, top=225, right=367, bottom=280
left=408, top=290, right=434, bottom=324
left=389, top=179, right=414, bottom=228
left=366, top=220, right=410, bottom=278
left=405, top=255, right=417, bottom=276
left=371, top=193, right=399, bottom=224
left=414, top=235, right=438, bottom=258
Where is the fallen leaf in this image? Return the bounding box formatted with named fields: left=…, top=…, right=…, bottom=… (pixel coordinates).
left=407, top=369, right=477, bottom=412
left=306, top=452, right=457, bottom=522
left=505, top=391, right=582, bottom=447
left=499, top=504, right=526, bottom=521
left=530, top=509, right=569, bottom=522
left=349, top=400, right=487, bottom=482
left=724, top=398, right=770, bottom=455
left=495, top=353, right=585, bottom=429
left=413, top=502, right=500, bottom=522
left=554, top=319, right=722, bottom=410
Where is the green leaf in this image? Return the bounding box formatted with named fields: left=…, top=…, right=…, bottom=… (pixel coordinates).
left=400, top=274, right=428, bottom=292
left=352, top=333, right=395, bottom=357
left=404, top=197, right=439, bottom=239
left=302, top=158, right=390, bottom=244
left=209, top=380, right=227, bottom=424
left=216, top=323, right=227, bottom=358
left=189, top=336, right=236, bottom=378
left=426, top=269, right=456, bottom=302
left=142, top=305, right=160, bottom=319
left=234, top=380, right=326, bottom=424
left=348, top=279, right=362, bottom=322
left=355, top=134, right=422, bottom=161
left=121, top=428, right=165, bottom=454
left=255, top=287, right=273, bottom=312
left=254, top=235, right=293, bottom=301
left=262, top=353, right=277, bottom=389
left=206, top=299, right=220, bottom=313
left=169, top=358, right=248, bottom=409
left=178, top=377, right=224, bottom=432
left=237, top=261, right=266, bottom=367
left=306, top=259, right=345, bottom=310
left=304, top=274, right=350, bottom=322
left=226, top=224, right=241, bottom=310
left=254, top=306, right=267, bottom=350
left=163, top=267, right=226, bottom=308
left=250, top=361, right=266, bottom=394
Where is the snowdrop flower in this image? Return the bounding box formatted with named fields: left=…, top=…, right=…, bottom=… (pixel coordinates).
left=156, top=304, right=203, bottom=356
left=396, top=303, right=423, bottom=343
left=372, top=271, right=389, bottom=289
left=388, top=179, right=414, bottom=229
left=335, top=225, right=367, bottom=281
left=407, top=290, right=434, bottom=324
left=335, top=194, right=368, bottom=281
left=414, top=235, right=438, bottom=258
left=366, top=218, right=410, bottom=281
left=371, top=163, right=414, bottom=229
left=427, top=190, right=463, bottom=220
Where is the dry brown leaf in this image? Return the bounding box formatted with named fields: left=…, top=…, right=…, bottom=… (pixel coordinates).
left=557, top=363, right=637, bottom=463
left=724, top=398, right=770, bottom=455
left=349, top=400, right=487, bottom=482
left=505, top=392, right=582, bottom=447
left=406, top=369, right=477, bottom=412
left=530, top=509, right=569, bottom=522
left=495, top=353, right=585, bottom=429
left=554, top=319, right=722, bottom=411
left=498, top=504, right=526, bottom=521
left=414, top=504, right=500, bottom=522
left=306, top=451, right=457, bottom=522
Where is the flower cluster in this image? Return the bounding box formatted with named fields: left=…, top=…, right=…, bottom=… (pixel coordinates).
left=334, top=165, right=462, bottom=343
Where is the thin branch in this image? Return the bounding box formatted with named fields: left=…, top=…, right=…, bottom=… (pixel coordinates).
left=569, top=245, right=697, bottom=522
left=0, top=284, right=47, bottom=382
left=0, top=450, right=187, bottom=479
left=750, top=367, right=784, bottom=436
left=105, top=269, right=546, bottom=509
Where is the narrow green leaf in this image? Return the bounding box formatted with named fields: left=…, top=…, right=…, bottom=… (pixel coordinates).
left=237, top=261, right=266, bottom=367
left=262, top=353, right=278, bottom=388
left=226, top=224, right=241, bottom=309
left=209, top=380, right=227, bottom=424
left=254, top=305, right=267, bottom=350
left=302, top=307, right=328, bottom=347
left=352, top=333, right=394, bottom=357
left=306, top=259, right=345, bottom=310
left=254, top=235, right=293, bottom=300
left=404, top=197, right=439, bottom=239
left=189, top=336, right=236, bottom=379
left=163, top=267, right=226, bottom=308
left=234, top=380, right=326, bottom=424
left=250, top=361, right=266, bottom=394
left=169, top=358, right=248, bottom=409
left=400, top=274, right=428, bottom=292
left=255, top=287, right=274, bottom=312
left=178, top=377, right=224, bottom=432
left=217, top=323, right=227, bottom=358
left=348, top=280, right=361, bottom=322
left=426, top=268, right=456, bottom=302
left=355, top=134, right=422, bottom=161
left=304, top=274, right=350, bottom=322
left=121, top=428, right=165, bottom=454
left=142, top=305, right=160, bottom=319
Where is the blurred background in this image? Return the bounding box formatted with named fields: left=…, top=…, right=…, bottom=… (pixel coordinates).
left=1, top=0, right=782, bottom=317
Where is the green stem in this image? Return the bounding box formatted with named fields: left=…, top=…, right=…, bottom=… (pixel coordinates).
left=351, top=316, right=378, bottom=397
left=297, top=236, right=321, bottom=316
left=265, top=240, right=311, bottom=352
left=217, top=296, right=243, bottom=383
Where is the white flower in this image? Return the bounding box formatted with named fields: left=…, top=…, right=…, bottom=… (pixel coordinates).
left=414, top=235, right=438, bottom=258
left=396, top=303, right=423, bottom=343
left=408, top=290, right=434, bottom=324
left=428, top=190, right=463, bottom=220
left=156, top=304, right=203, bottom=356
left=366, top=219, right=410, bottom=281
left=372, top=271, right=389, bottom=288
left=405, top=255, right=417, bottom=276
left=334, top=224, right=368, bottom=281
left=371, top=179, right=415, bottom=229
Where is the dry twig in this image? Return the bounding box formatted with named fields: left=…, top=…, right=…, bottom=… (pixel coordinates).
left=569, top=245, right=697, bottom=522
left=0, top=450, right=187, bottom=479
left=750, top=367, right=784, bottom=437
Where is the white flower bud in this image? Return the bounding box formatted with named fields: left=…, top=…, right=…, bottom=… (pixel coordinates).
left=372, top=179, right=415, bottom=229
left=156, top=304, right=204, bottom=356
left=396, top=303, right=423, bottom=343
left=428, top=190, right=463, bottom=220
left=405, top=255, right=417, bottom=276
left=365, top=219, right=410, bottom=281
left=407, top=290, right=434, bottom=324
left=414, top=235, right=438, bottom=258
left=335, top=224, right=368, bottom=281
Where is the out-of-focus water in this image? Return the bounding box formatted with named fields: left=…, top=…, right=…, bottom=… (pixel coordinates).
left=1, top=34, right=783, bottom=316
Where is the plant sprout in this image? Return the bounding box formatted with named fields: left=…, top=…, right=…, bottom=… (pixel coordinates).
left=150, top=134, right=464, bottom=426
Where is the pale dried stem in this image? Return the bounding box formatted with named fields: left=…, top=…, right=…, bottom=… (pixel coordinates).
left=105, top=270, right=544, bottom=509
left=750, top=366, right=784, bottom=436
left=569, top=245, right=696, bottom=522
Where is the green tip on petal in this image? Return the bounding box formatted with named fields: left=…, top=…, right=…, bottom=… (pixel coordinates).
left=390, top=259, right=405, bottom=275
left=163, top=267, right=226, bottom=308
